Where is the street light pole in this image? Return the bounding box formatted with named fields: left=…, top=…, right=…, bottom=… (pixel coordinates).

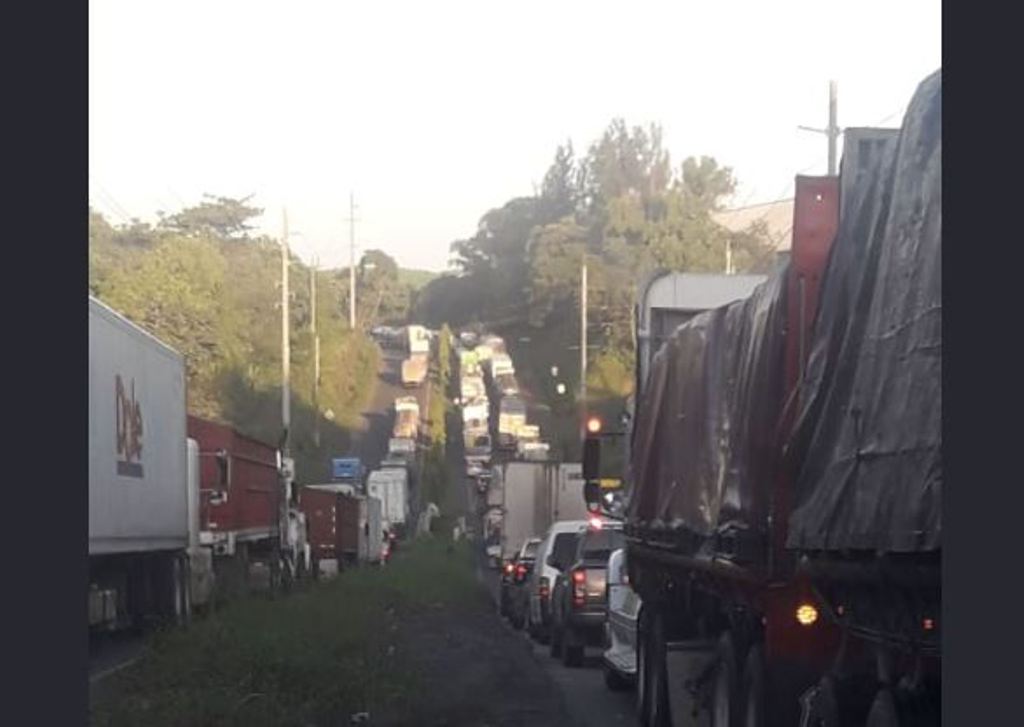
left=580, top=259, right=587, bottom=438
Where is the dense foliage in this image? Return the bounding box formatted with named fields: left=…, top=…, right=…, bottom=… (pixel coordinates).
left=88, top=199, right=419, bottom=482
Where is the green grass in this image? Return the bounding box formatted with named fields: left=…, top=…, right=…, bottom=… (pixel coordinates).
left=91, top=539, right=485, bottom=727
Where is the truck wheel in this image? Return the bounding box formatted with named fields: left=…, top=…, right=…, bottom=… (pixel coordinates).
left=711, top=632, right=740, bottom=727
left=865, top=689, right=900, bottom=727
left=604, top=662, right=632, bottom=692
left=741, top=644, right=765, bottom=727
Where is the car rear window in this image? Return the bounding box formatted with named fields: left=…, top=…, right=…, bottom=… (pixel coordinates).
left=524, top=541, right=540, bottom=558
left=550, top=533, right=581, bottom=568
left=581, top=529, right=625, bottom=562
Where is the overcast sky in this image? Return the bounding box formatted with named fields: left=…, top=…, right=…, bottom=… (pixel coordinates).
left=89, top=0, right=940, bottom=271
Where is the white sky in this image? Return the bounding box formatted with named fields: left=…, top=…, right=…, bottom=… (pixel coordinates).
left=89, top=0, right=940, bottom=272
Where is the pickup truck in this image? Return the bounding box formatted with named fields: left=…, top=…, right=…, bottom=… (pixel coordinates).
left=549, top=521, right=625, bottom=668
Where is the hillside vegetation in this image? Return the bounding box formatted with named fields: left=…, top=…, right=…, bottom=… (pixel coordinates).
left=89, top=197, right=428, bottom=482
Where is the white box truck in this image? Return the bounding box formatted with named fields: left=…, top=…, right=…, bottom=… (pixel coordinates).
left=367, top=468, right=409, bottom=535
left=89, top=297, right=199, bottom=630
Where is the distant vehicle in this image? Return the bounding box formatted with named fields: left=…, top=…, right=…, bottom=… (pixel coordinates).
left=494, top=372, right=518, bottom=397
left=459, top=330, right=479, bottom=349
left=300, top=486, right=384, bottom=574
left=602, top=547, right=639, bottom=691
left=489, top=353, right=514, bottom=379
left=366, top=468, right=410, bottom=536
left=401, top=354, right=428, bottom=388
left=517, top=441, right=550, bottom=461
left=549, top=520, right=625, bottom=667
left=500, top=538, right=542, bottom=628
left=497, top=396, right=527, bottom=449
left=406, top=324, right=430, bottom=355
left=393, top=397, right=420, bottom=439
left=516, top=424, right=540, bottom=443
left=525, top=520, right=588, bottom=643
left=461, top=397, right=489, bottom=426
left=460, top=375, right=486, bottom=402
left=388, top=437, right=416, bottom=461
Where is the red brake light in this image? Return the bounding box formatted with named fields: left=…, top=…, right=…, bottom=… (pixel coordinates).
left=572, top=569, right=586, bottom=608
left=515, top=564, right=527, bottom=578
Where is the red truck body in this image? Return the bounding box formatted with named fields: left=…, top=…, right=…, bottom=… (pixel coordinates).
left=187, top=416, right=280, bottom=542
left=299, top=487, right=362, bottom=564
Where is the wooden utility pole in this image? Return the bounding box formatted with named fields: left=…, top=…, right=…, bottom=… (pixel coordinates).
left=280, top=208, right=291, bottom=457
left=580, top=260, right=587, bottom=437
left=310, top=256, right=320, bottom=448
left=347, top=192, right=357, bottom=329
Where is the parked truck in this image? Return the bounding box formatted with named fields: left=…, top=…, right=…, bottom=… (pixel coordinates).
left=367, top=468, right=410, bottom=537
left=188, top=416, right=299, bottom=596
left=583, top=72, right=941, bottom=726
left=89, top=297, right=208, bottom=630
left=401, top=353, right=429, bottom=388
left=497, top=396, right=527, bottom=450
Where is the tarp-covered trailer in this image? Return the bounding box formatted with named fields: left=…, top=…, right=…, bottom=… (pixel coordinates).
left=595, top=72, right=942, bottom=726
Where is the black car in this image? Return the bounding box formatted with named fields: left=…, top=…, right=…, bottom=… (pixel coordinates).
left=549, top=522, right=625, bottom=667
left=499, top=539, right=541, bottom=626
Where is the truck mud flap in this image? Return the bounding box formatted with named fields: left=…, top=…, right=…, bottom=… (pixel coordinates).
left=665, top=638, right=716, bottom=726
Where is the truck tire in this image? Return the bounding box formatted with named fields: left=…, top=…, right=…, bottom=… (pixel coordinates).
left=865, top=689, right=900, bottom=727
left=741, top=644, right=765, bottom=727
left=604, top=662, right=632, bottom=692
left=711, top=632, right=740, bottom=727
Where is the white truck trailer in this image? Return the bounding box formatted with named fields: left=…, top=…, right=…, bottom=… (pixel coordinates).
left=89, top=297, right=205, bottom=630
left=367, top=468, right=410, bottom=536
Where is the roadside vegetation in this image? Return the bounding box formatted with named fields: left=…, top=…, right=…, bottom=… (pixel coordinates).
left=91, top=538, right=486, bottom=727
left=88, top=197, right=436, bottom=482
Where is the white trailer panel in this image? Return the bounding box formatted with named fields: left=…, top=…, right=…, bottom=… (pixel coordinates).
left=89, top=297, right=188, bottom=555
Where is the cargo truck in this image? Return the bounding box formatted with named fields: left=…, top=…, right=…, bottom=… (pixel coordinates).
left=401, top=353, right=429, bottom=388
left=497, top=396, right=527, bottom=449
left=583, top=72, right=941, bottom=726
left=90, top=297, right=209, bottom=630
left=407, top=324, right=430, bottom=355
left=188, top=416, right=300, bottom=596
left=367, top=468, right=410, bottom=537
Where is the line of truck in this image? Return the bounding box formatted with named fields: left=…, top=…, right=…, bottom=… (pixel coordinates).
left=583, top=70, right=941, bottom=725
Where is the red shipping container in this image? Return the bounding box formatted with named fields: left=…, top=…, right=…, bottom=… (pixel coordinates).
left=300, top=487, right=341, bottom=560
left=187, top=416, right=280, bottom=542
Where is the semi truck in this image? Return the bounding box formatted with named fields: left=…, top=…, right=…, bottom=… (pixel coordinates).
left=300, top=486, right=384, bottom=575
left=188, top=416, right=300, bottom=596
left=401, top=353, right=429, bottom=388
left=89, top=296, right=202, bottom=630
left=583, top=72, right=941, bottom=726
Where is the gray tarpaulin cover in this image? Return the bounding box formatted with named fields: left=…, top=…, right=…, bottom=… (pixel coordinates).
left=786, top=71, right=942, bottom=553
left=626, top=268, right=788, bottom=540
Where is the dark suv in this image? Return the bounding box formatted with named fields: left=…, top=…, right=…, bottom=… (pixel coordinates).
left=549, top=522, right=625, bottom=667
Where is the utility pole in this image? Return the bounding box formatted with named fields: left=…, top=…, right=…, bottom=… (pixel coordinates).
left=280, top=208, right=291, bottom=458
left=580, top=259, right=587, bottom=437
left=347, top=192, right=358, bottom=330
left=798, top=80, right=841, bottom=176
left=310, top=256, right=320, bottom=448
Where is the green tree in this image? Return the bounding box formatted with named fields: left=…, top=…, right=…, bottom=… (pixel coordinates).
left=160, top=194, right=263, bottom=239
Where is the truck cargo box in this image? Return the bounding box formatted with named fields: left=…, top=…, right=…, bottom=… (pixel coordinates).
left=401, top=354, right=429, bottom=387
left=89, top=297, right=189, bottom=555
left=786, top=72, right=941, bottom=554
left=187, top=416, right=280, bottom=543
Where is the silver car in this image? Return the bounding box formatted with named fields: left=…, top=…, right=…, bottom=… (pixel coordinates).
left=602, top=547, right=640, bottom=691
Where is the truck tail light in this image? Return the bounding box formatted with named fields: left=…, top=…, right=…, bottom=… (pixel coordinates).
left=572, top=569, right=586, bottom=607
left=539, top=576, right=549, bottom=599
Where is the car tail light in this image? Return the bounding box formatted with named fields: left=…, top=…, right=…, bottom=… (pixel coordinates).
left=572, top=569, right=586, bottom=608
left=515, top=564, right=528, bottom=581
left=504, top=562, right=515, bottom=576
left=539, top=576, right=549, bottom=599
